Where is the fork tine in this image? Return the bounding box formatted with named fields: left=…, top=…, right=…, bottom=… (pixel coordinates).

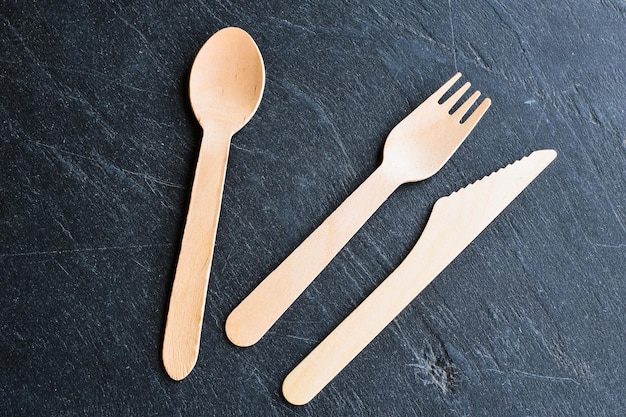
left=432, top=72, right=462, bottom=102
left=452, top=90, right=481, bottom=120
left=442, top=82, right=471, bottom=111
left=461, top=97, right=492, bottom=128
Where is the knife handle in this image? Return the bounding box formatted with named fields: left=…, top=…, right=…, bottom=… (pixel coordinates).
left=281, top=232, right=441, bottom=405
left=163, top=122, right=232, bottom=381
left=225, top=165, right=401, bottom=347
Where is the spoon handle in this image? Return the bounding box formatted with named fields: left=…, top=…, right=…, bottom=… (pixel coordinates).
left=163, top=122, right=232, bottom=380
left=225, top=164, right=401, bottom=347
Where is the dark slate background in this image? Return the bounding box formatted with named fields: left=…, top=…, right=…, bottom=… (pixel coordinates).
left=1, top=1, right=625, bottom=416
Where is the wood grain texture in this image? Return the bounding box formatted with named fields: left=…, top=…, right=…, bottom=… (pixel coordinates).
left=283, top=150, right=557, bottom=405
left=226, top=74, right=491, bottom=347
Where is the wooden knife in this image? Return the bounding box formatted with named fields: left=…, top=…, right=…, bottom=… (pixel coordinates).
left=282, top=149, right=557, bottom=405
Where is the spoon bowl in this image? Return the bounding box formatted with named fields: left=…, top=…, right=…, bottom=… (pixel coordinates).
left=190, top=27, right=265, bottom=131
left=163, top=27, right=265, bottom=381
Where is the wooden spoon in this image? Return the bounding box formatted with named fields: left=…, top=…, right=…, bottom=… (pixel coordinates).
left=162, top=27, right=265, bottom=381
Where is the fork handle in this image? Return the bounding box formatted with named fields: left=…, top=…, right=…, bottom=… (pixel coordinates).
left=225, top=164, right=402, bottom=347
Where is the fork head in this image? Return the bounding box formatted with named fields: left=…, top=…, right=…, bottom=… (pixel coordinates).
left=382, top=73, right=491, bottom=182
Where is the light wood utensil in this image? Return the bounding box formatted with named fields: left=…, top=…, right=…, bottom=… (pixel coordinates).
left=162, top=27, right=265, bottom=381
left=226, top=73, right=491, bottom=347
left=283, top=149, right=557, bottom=405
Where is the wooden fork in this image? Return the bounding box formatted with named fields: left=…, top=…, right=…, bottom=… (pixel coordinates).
left=226, top=73, right=491, bottom=347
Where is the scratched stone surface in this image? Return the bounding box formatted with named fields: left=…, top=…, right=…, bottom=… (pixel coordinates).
left=1, top=1, right=625, bottom=416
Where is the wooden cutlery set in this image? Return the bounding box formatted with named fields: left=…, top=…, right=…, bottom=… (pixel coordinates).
left=162, top=27, right=556, bottom=405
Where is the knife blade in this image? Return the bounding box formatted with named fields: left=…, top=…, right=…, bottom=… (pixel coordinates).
left=282, top=149, right=557, bottom=405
